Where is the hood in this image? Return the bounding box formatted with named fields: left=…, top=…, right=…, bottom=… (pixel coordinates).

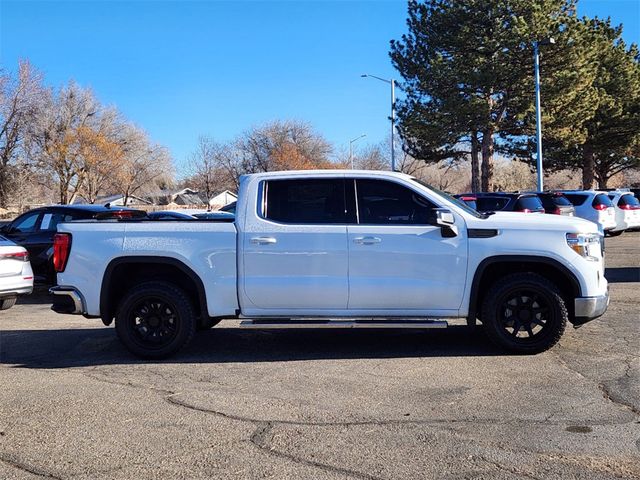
left=465, top=211, right=599, bottom=234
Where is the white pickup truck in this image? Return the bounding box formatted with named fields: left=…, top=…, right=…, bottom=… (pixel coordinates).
left=50, top=170, right=609, bottom=358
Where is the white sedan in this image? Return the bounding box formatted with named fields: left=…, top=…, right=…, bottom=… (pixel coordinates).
left=607, top=191, right=640, bottom=235
left=0, top=235, right=34, bottom=310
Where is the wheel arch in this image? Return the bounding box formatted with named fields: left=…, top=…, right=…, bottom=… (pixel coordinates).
left=467, top=255, right=581, bottom=326
left=100, top=256, right=209, bottom=327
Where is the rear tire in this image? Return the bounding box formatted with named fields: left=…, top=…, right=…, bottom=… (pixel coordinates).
left=115, top=281, right=196, bottom=359
left=0, top=297, right=17, bottom=310
left=481, top=273, right=567, bottom=354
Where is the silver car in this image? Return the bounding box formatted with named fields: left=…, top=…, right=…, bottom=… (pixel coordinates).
left=0, top=235, right=34, bottom=310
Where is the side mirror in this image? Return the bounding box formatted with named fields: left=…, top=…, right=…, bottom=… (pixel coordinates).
left=434, top=209, right=455, bottom=227
left=433, top=208, right=458, bottom=237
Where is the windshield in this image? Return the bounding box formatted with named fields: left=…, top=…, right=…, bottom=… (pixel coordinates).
left=409, top=178, right=486, bottom=219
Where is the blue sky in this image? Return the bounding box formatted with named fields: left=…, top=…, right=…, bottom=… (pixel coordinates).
left=1, top=0, right=639, bottom=175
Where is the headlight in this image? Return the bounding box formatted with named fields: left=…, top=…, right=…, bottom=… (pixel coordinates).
left=566, top=233, right=600, bottom=261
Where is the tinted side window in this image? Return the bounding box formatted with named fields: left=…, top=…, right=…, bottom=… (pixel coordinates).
left=553, top=195, right=572, bottom=206
left=619, top=194, right=640, bottom=207
left=515, top=196, right=544, bottom=211
left=264, top=179, right=347, bottom=224
left=39, top=213, right=75, bottom=231
left=475, top=197, right=509, bottom=211
left=356, top=179, right=435, bottom=224
left=593, top=194, right=613, bottom=208
left=538, top=196, right=554, bottom=210
left=12, top=212, right=40, bottom=233
left=564, top=194, right=587, bottom=206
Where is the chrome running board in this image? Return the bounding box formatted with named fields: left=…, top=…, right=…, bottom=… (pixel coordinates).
left=239, top=319, right=448, bottom=329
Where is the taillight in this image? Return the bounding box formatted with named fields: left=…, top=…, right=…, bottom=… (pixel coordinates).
left=0, top=251, right=29, bottom=262
left=553, top=207, right=562, bottom=215
left=593, top=203, right=608, bottom=211
left=53, top=233, right=72, bottom=272
left=619, top=204, right=639, bottom=210
left=112, top=210, right=134, bottom=219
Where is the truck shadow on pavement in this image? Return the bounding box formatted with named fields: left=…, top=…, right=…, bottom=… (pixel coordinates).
left=1, top=325, right=503, bottom=369
left=605, top=267, right=640, bottom=283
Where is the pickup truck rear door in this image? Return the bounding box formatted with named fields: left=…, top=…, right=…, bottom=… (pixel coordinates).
left=347, top=178, right=467, bottom=313
left=240, top=177, right=350, bottom=312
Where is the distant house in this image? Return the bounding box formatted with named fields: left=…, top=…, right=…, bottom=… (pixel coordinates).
left=146, top=188, right=208, bottom=207
left=73, top=194, right=152, bottom=207
left=209, top=190, right=237, bottom=210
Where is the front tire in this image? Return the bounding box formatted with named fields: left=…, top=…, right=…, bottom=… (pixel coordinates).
left=115, top=281, right=196, bottom=359
left=481, top=273, right=567, bottom=354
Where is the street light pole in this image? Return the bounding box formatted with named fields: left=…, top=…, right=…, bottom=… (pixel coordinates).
left=349, top=134, right=367, bottom=169
left=390, top=79, right=396, bottom=172
left=361, top=74, right=397, bottom=172
left=533, top=37, right=555, bottom=191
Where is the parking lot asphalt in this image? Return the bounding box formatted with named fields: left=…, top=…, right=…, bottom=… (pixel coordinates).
left=0, top=234, right=638, bottom=480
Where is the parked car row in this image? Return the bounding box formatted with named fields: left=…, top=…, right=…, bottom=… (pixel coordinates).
left=0, top=205, right=236, bottom=289
left=455, top=189, right=640, bottom=235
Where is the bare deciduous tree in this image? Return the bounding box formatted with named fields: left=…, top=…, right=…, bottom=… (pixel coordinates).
left=186, top=136, right=235, bottom=199
left=116, top=125, right=173, bottom=204
left=0, top=60, right=45, bottom=206
left=26, top=81, right=100, bottom=204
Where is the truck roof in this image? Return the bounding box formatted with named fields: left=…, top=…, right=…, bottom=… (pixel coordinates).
left=241, top=169, right=414, bottom=180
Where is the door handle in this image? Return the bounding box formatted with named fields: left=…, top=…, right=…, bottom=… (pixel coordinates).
left=353, top=236, right=382, bottom=245
left=251, top=236, right=277, bottom=245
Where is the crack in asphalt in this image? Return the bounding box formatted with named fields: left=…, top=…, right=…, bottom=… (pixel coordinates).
left=554, top=347, right=640, bottom=418
left=80, top=370, right=610, bottom=480
left=474, top=455, right=544, bottom=480
left=0, top=454, right=64, bottom=479
left=248, top=422, right=384, bottom=480
left=58, top=355, right=640, bottom=479
left=81, top=367, right=640, bottom=430
left=78, top=371, right=386, bottom=479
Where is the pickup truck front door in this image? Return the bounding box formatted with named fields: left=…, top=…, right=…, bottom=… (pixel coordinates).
left=241, top=178, right=351, bottom=313
left=347, top=178, right=467, bottom=314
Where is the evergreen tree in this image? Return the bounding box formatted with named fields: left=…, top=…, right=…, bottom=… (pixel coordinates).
left=390, top=0, right=584, bottom=191
left=544, top=19, right=640, bottom=188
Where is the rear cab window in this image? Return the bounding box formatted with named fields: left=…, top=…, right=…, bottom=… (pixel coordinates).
left=262, top=178, right=351, bottom=224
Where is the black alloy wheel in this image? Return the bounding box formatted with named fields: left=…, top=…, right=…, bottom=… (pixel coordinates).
left=129, top=297, right=179, bottom=350
left=498, top=289, right=552, bottom=340
left=115, top=281, right=196, bottom=359
left=481, top=273, right=567, bottom=354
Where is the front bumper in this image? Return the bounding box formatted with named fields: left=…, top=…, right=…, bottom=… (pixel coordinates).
left=573, top=290, right=609, bottom=326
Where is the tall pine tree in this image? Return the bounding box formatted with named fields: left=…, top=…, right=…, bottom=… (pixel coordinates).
left=543, top=18, right=640, bottom=188
left=390, top=0, right=582, bottom=191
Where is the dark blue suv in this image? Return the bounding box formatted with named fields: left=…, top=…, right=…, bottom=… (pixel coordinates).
left=455, top=192, right=545, bottom=214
